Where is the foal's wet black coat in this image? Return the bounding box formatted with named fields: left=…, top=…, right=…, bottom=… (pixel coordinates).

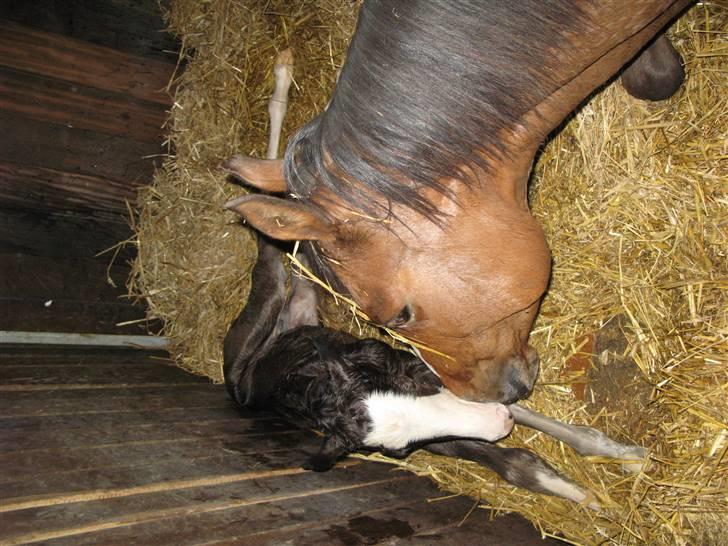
left=223, top=237, right=583, bottom=500
left=247, top=326, right=439, bottom=470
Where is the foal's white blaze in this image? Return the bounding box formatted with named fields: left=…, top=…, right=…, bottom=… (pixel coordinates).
left=363, top=389, right=513, bottom=450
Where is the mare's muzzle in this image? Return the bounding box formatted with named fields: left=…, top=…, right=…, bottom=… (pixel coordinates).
left=496, top=348, right=540, bottom=405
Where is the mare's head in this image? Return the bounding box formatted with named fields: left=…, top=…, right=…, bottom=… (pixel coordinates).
left=224, top=0, right=685, bottom=402
left=225, top=141, right=550, bottom=403
left=223, top=1, right=568, bottom=403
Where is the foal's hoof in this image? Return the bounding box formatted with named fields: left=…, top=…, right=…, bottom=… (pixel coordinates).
left=302, top=454, right=335, bottom=473
left=580, top=491, right=602, bottom=512
left=618, top=445, right=648, bottom=474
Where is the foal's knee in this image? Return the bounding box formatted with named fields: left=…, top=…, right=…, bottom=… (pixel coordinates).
left=621, top=34, right=684, bottom=101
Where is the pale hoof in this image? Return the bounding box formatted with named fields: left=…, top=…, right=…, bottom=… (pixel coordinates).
left=618, top=445, right=648, bottom=474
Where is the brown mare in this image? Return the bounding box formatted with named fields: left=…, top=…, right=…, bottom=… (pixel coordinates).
left=224, top=1, right=690, bottom=403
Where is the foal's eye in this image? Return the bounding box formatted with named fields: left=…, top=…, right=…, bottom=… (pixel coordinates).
left=386, top=304, right=414, bottom=329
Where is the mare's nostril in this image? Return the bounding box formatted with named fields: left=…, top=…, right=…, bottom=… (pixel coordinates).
left=513, top=381, right=530, bottom=400
left=504, top=373, right=532, bottom=404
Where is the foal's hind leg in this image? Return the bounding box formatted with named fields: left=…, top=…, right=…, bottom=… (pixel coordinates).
left=424, top=440, right=600, bottom=511
left=510, top=405, right=646, bottom=474
left=223, top=238, right=289, bottom=403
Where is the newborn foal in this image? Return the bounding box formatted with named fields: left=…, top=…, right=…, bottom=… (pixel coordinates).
left=247, top=325, right=514, bottom=470
left=224, top=238, right=599, bottom=508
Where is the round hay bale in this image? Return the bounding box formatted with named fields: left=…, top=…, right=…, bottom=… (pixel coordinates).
left=130, top=2, right=727, bottom=544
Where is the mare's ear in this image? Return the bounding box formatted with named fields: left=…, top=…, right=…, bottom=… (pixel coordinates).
left=222, top=155, right=286, bottom=193
left=225, top=194, right=335, bottom=241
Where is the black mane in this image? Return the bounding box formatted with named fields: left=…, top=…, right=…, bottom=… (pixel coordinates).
left=284, top=0, right=589, bottom=221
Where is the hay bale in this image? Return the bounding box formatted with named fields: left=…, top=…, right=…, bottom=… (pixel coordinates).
left=129, top=0, right=360, bottom=379
left=130, top=2, right=727, bottom=544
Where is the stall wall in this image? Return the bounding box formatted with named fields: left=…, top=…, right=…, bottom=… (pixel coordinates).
left=0, top=1, right=177, bottom=333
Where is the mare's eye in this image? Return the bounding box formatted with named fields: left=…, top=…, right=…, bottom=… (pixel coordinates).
left=386, top=304, right=414, bottom=329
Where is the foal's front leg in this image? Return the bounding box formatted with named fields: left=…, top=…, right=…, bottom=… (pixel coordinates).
left=510, top=405, right=647, bottom=473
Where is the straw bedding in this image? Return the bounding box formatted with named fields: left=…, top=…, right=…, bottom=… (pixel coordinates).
left=130, top=2, right=727, bottom=544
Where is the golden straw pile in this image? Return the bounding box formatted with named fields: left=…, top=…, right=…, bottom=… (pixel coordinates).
left=130, top=2, right=727, bottom=544
left=129, top=0, right=359, bottom=379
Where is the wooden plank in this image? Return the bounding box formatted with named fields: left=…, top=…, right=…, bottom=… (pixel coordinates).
left=0, top=362, right=202, bottom=386
left=0, top=399, right=236, bottom=428
left=0, top=332, right=169, bottom=350
left=0, top=161, right=137, bottom=214
left=0, top=429, right=306, bottom=480
left=239, top=503, right=558, bottom=546
left=0, top=463, right=405, bottom=537
left=0, top=209, right=134, bottom=259
left=0, top=448, right=322, bottom=503
left=205, top=501, right=457, bottom=546
left=0, top=20, right=175, bottom=105
left=0, top=384, right=224, bottom=416
left=0, top=254, right=133, bottom=302
left=0, top=0, right=178, bottom=61
left=0, top=112, right=158, bottom=187
left=0, top=67, right=168, bottom=143
left=0, top=406, right=242, bottom=433
left=0, top=347, right=170, bottom=366
left=0, top=298, right=150, bottom=335
left=1, top=468, right=425, bottom=546
left=0, top=413, right=295, bottom=452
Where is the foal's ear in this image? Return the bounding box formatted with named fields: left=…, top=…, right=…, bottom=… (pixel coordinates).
left=225, top=195, right=335, bottom=241
left=221, top=155, right=286, bottom=193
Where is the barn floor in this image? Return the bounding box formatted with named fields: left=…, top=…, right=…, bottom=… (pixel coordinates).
left=0, top=346, right=561, bottom=545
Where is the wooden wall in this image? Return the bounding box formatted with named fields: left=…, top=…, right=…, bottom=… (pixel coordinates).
left=0, top=1, right=177, bottom=334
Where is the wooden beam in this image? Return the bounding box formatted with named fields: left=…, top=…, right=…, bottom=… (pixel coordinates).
left=0, top=0, right=178, bottom=62
left=0, top=162, right=136, bottom=214
left=0, top=209, right=134, bottom=259
left=0, top=298, right=150, bottom=335
left=0, top=332, right=169, bottom=350
left=0, top=20, right=176, bottom=105
left=0, top=67, right=168, bottom=143
left=0, top=112, right=159, bottom=187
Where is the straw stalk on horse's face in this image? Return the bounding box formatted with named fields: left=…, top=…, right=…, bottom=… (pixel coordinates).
left=226, top=0, right=689, bottom=403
